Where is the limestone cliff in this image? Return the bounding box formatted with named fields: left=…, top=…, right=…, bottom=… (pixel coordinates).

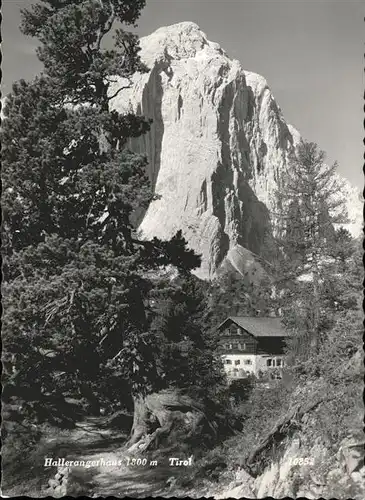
left=110, top=22, right=362, bottom=279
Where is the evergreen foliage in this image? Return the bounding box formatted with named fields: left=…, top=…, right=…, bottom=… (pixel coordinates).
left=205, top=271, right=274, bottom=330
left=271, top=139, right=355, bottom=356
left=2, top=0, right=206, bottom=423
left=149, top=275, right=227, bottom=402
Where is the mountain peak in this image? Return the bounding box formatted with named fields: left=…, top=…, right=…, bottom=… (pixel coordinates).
left=154, top=21, right=203, bottom=35
left=138, top=22, right=228, bottom=66
left=110, top=24, right=362, bottom=278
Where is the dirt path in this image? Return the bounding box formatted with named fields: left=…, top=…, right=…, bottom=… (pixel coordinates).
left=5, top=417, right=249, bottom=498
left=52, top=417, right=195, bottom=498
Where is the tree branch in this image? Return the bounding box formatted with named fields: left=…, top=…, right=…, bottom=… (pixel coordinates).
left=107, top=83, right=132, bottom=101
left=96, top=3, right=115, bottom=51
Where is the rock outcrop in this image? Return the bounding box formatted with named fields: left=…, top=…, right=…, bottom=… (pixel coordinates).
left=251, top=434, right=365, bottom=499
left=110, top=22, right=362, bottom=279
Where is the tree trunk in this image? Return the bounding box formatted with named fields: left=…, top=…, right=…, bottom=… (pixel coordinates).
left=312, top=262, right=320, bottom=354
left=128, top=394, right=151, bottom=447
left=127, top=388, right=221, bottom=452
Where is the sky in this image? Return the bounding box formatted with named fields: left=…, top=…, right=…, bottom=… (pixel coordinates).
left=2, top=0, right=363, bottom=189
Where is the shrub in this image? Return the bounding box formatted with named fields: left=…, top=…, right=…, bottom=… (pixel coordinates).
left=228, top=376, right=255, bottom=404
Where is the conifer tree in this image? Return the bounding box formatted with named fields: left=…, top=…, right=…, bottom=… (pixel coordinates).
left=2, top=0, right=202, bottom=424
left=149, top=276, right=226, bottom=400
left=273, top=139, right=350, bottom=355
left=206, top=272, right=274, bottom=329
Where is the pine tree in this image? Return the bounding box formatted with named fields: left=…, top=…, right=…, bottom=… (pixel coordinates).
left=149, top=276, right=226, bottom=399
left=2, top=0, right=202, bottom=426
left=205, top=271, right=275, bottom=330
left=273, top=139, right=350, bottom=355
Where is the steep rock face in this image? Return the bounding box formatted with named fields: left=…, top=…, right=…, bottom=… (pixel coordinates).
left=336, top=177, right=363, bottom=238
left=242, top=72, right=299, bottom=212
left=110, top=22, right=361, bottom=279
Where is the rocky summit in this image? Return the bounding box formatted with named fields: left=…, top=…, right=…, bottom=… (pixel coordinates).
left=110, top=22, right=362, bottom=279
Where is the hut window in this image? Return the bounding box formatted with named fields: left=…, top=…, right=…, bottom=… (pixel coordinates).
left=235, top=359, right=240, bottom=365
left=266, top=358, right=272, bottom=367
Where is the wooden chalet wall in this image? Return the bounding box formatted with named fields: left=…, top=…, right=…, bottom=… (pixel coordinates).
left=256, top=337, right=286, bottom=355
left=218, top=320, right=257, bottom=354
left=218, top=318, right=286, bottom=356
